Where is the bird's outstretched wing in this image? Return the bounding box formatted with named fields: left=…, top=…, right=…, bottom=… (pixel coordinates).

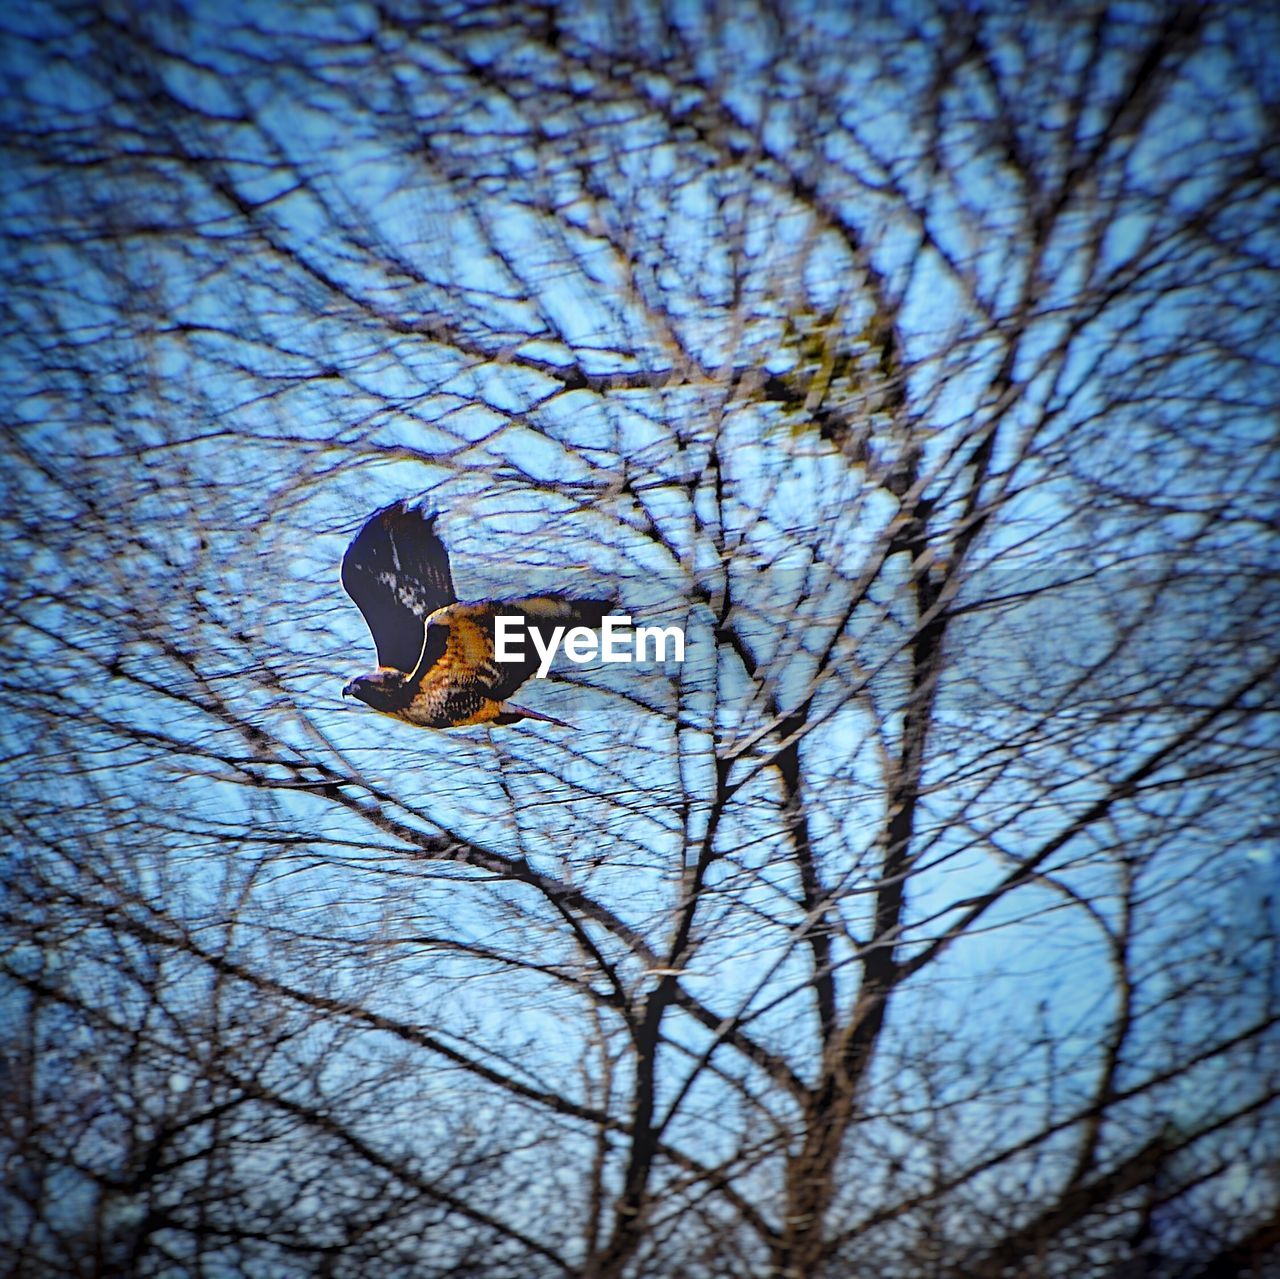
left=430, top=597, right=613, bottom=700
left=341, top=501, right=456, bottom=673
left=486, top=597, right=612, bottom=698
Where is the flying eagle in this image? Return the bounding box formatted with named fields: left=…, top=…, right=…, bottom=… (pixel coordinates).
left=340, top=500, right=610, bottom=729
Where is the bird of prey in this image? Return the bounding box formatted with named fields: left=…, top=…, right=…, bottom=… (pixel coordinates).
left=340, top=500, right=610, bottom=729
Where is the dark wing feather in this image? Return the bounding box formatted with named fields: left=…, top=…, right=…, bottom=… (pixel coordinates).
left=341, top=501, right=456, bottom=672
left=477, top=596, right=613, bottom=700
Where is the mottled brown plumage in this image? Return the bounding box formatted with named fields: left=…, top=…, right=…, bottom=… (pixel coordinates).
left=340, top=501, right=610, bottom=729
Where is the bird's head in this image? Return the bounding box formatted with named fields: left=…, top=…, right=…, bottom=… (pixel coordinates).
left=342, top=668, right=414, bottom=713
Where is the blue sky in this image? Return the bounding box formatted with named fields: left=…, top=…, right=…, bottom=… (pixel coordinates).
left=2, top=1, right=1277, bottom=1270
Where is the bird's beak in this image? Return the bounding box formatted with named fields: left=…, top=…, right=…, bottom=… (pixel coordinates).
left=342, top=679, right=358, bottom=699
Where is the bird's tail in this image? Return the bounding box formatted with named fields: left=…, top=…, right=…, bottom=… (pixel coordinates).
left=495, top=702, right=573, bottom=729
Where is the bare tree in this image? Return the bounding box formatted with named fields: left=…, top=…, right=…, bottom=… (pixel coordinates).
left=2, top=2, right=1277, bottom=1276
